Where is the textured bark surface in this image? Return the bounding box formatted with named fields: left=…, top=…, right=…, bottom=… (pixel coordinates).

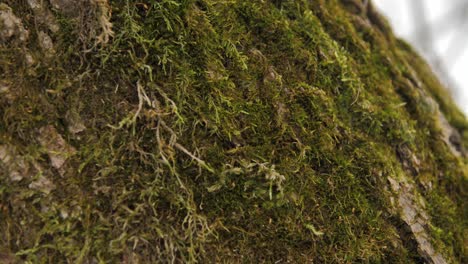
left=0, top=0, right=467, bottom=263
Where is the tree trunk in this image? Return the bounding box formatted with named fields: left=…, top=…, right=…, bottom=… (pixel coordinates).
left=0, top=0, right=466, bottom=263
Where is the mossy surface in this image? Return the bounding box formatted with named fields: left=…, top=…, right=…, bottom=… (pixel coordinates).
left=0, top=0, right=466, bottom=263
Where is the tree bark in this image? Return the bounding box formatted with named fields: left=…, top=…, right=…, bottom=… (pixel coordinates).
left=0, top=0, right=466, bottom=263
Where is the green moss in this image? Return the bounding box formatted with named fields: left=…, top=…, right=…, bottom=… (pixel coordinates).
left=0, top=0, right=466, bottom=262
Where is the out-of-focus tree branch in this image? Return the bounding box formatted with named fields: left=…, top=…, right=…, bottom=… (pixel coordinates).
left=408, top=0, right=468, bottom=95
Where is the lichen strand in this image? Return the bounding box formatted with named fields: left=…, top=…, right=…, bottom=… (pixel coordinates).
left=0, top=0, right=466, bottom=263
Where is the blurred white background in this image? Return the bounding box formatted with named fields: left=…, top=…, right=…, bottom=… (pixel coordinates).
left=374, top=0, right=468, bottom=115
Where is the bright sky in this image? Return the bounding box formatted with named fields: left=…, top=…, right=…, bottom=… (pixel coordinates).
left=374, top=0, right=468, bottom=115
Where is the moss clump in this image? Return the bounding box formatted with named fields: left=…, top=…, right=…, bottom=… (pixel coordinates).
left=0, top=0, right=466, bottom=263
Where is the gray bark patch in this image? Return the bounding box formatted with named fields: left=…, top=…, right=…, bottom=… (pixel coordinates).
left=0, top=4, right=29, bottom=43
left=38, top=125, right=76, bottom=175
